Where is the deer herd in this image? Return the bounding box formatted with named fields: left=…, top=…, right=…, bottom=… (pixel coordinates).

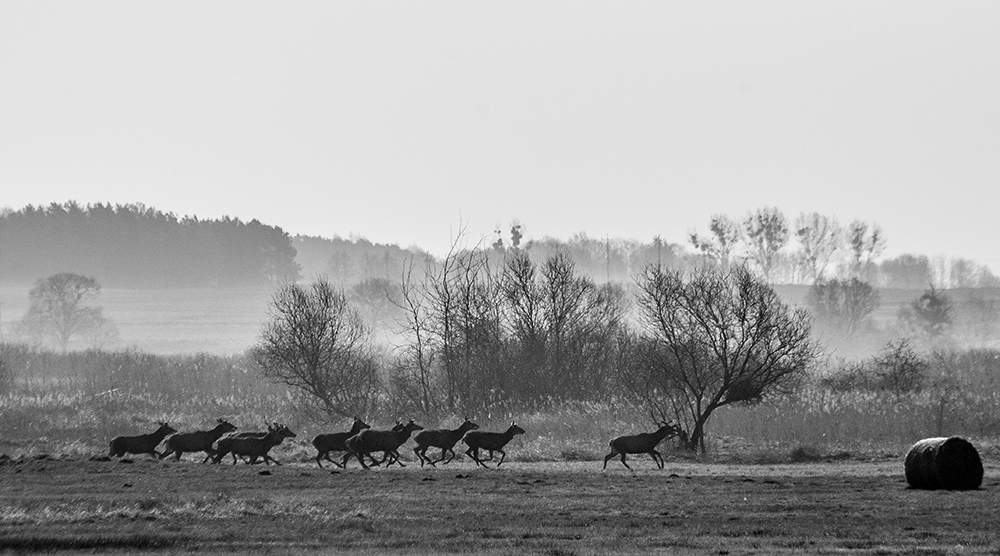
left=108, top=417, right=683, bottom=470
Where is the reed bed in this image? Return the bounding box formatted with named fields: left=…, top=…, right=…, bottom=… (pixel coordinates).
left=3, top=345, right=1000, bottom=462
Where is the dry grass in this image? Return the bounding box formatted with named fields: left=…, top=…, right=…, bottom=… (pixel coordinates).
left=1, top=457, right=998, bottom=555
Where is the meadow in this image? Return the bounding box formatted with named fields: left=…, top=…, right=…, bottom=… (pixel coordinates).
left=0, top=285, right=273, bottom=355
left=1, top=456, right=998, bottom=555
left=2, top=283, right=1000, bottom=554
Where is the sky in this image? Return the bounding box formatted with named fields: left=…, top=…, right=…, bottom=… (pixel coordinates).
left=2, top=2, right=999, bottom=269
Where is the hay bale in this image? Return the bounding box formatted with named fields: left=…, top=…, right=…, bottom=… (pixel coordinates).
left=904, top=436, right=983, bottom=490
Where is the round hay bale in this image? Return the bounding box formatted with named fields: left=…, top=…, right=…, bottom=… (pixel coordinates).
left=904, top=436, right=983, bottom=490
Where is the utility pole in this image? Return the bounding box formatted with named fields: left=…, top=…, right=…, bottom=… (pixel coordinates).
left=605, top=236, right=611, bottom=283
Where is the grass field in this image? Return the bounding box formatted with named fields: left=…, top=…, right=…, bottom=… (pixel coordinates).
left=1, top=455, right=997, bottom=555
left=0, top=285, right=273, bottom=355
left=5, top=283, right=991, bottom=356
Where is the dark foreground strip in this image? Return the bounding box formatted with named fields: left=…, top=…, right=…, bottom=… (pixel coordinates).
left=0, top=534, right=185, bottom=551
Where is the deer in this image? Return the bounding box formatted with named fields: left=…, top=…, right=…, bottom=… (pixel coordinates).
left=603, top=421, right=682, bottom=470
left=212, top=425, right=273, bottom=464
left=363, top=421, right=409, bottom=467
left=413, top=417, right=479, bottom=467
left=109, top=422, right=177, bottom=458
left=312, top=417, right=371, bottom=469
left=212, top=423, right=296, bottom=465
left=462, top=422, right=525, bottom=468
left=343, top=419, right=423, bottom=469
left=159, top=419, right=237, bottom=462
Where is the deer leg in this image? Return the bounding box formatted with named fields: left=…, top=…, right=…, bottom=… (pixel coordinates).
left=496, top=449, right=507, bottom=467
left=651, top=450, right=664, bottom=469
left=466, top=447, right=485, bottom=467
left=603, top=450, right=618, bottom=469
left=352, top=450, right=370, bottom=469
left=619, top=453, right=632, bottom=470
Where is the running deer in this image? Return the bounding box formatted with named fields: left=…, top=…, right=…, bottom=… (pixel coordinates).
left=312, top=417, right=371, bottom=469
left=413, top=417, right=479, bottom=467
left=213, top=425, right=271, bottom=464
left=159, top=419, right=237, bottom=462
left=364, top=421, right=409, bottom=467
left=463, top=422, right=525, bottom=468
left=343, top=419, right=423, bottom=469
left=603, top=421, right=682, bottom=470
left=109, top=422, right=177, bottom=458
left=212, top=423, right=296, bottom=465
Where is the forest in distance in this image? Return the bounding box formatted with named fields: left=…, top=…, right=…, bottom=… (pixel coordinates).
left=3, top=201, right=1000, bottom=358
left=2, top=201, right=999, bottom=290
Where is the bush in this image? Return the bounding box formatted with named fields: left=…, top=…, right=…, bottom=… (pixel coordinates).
left=820, top=339, right=928, bottom=395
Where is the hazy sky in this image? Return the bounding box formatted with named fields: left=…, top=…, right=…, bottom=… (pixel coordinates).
left=2, top=2, right=998, bottom=268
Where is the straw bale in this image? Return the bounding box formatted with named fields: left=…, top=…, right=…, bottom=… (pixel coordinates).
left=904, top=436, right=983, bottom=490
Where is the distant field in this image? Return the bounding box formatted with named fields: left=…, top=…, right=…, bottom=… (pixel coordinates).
left=2, top=282, right=998, bottom=356
left=0, top=285, right=275, bottom=355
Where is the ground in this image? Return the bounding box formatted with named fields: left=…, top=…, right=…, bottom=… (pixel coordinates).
left=1, top=455, right=997, bottom=555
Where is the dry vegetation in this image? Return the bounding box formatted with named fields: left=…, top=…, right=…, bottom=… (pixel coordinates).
left=2, top=283, right=1000, bottom=553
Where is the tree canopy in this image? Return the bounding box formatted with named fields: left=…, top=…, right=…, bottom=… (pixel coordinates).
left=0, top=202, right=300, bottom=287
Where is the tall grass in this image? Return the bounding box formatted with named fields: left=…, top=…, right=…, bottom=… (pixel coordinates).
left=3, top=343, right=1000, bottom=462
left=709, top=386, right=1000, bottom=457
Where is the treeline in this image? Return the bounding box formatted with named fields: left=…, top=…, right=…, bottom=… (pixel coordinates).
left=297, top=219, right=1000, bottom=291
left=0, top=202, right=300, bottom=287
left=3, top=202, right=998, bottom=290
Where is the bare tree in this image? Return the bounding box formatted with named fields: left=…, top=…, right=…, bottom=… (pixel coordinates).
left=689, top=214, right=742, bottom=268
left=807, top=278, right=880, bottom=338
left=390, top=259, right=441, bottom=415
left=499, top=249, right=546, bottom=401
left=898, top=285, right=953, bottom=345
left=635, top=264, right=818, bottom=452
left=16, top=272, right=112, bottom=352
left=741, top=207, right=789, bottom=281
left=349, top=277, right=403, bottom=335
left=251, top=278, right=381, bottom=419
left=847, top=220, right=886, bottom=281
left=794, top=212, right=842, bottom=284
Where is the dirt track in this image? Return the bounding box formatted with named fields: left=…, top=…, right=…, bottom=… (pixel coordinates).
left=1, top=456, right=998, bottom=555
